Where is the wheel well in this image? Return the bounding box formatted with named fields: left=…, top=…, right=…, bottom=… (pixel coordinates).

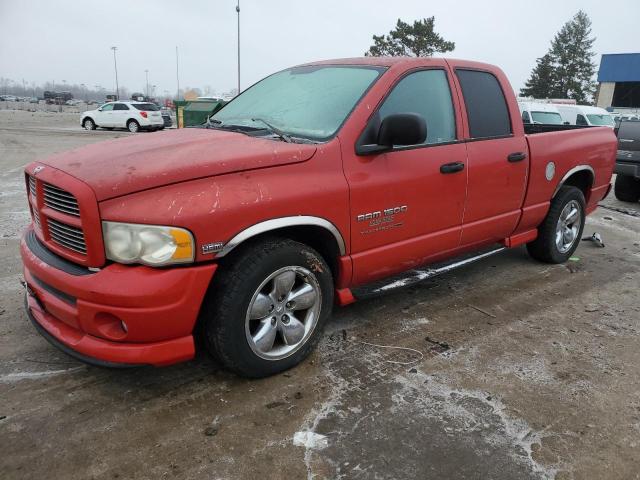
left=82, top=116, right=93, bottom=123
left=219, top=226, right=342, bottom=280
left=558, top=169, right=593, bottom=203
left=127, top=118, right=139, bottom=125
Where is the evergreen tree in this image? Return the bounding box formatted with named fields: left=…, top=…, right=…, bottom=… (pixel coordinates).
left=520, top=54, right=558, bottom=98
left=365, top=18, right=455, bottom=57
left=520, top=11, right=596, bottom=103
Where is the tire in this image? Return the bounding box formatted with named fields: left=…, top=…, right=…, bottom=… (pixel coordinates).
left=527, top=186, right=586, bottom=264
left=614, top=174, right=640, bottom=202
left=82, top=118, right=96, bottom=130
left=127, top=120, right=140, bottom=133
left=159, top=126, right=165, bottom=130
left=200, top=237, right=333, bottom=378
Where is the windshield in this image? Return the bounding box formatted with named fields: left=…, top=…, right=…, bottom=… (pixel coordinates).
left=211, top=65, right=385, bottom=141
left=531, top=111, right=563, bottom=125
left=586, top=114, right=614, bottom=126
left=133, top=103, right=159, bottom=111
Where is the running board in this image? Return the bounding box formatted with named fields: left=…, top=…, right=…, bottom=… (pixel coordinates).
left=351, top=246, right=506, bottom=300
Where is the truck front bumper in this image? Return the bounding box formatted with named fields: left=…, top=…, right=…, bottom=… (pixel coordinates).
left=20, top=228, right=216, bottom=367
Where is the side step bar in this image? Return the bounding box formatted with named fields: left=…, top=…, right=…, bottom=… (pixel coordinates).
left=351, top=246, right=506, bottom=300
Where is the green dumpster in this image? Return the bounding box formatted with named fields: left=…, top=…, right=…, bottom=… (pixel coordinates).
left=175, top=99, right=226, bottom=128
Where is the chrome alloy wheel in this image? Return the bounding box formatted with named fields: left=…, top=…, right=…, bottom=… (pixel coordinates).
left=245, top=266, right=321, bottom=361
left=555, top=199, right=582, bottom=254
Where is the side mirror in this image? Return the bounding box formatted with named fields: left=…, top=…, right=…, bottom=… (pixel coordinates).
left=357, top=113, right=427, bottom=155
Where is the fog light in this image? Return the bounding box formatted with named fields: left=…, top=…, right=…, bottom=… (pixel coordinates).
left=94, top=312, right=127, bottom=340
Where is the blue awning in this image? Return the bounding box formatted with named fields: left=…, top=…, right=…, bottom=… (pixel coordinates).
left=598, top=53, right=640, bottom=82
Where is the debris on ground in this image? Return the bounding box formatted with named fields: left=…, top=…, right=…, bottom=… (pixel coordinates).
left=582, top=232, right=605, bottom=248
left=293, top=431, right=328, bottom=450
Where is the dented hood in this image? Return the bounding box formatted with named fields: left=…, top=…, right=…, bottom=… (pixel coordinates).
left=39, top=128, right=317, bottom=201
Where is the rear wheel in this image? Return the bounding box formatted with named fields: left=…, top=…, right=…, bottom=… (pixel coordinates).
left=127, top=120, right=140, bottom=133
left=614, top=174, right=640, bottom=202
left=200, top=238, right=333, bottom=378
left=527, top=186, right=586, bottom=263
left=82, top=118, right=96, bottom=130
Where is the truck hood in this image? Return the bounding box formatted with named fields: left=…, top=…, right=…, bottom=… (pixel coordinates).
left=39, top=128, right=317, bottom=201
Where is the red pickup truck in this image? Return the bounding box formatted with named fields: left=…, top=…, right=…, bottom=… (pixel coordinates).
left=21, top=57, right=616, bottom=377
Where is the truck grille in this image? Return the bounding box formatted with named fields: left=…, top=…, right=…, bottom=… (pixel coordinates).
left=43, top=183, right=80, bottom=216
left=29, top=175, right=37, bottom=197
left=47, top=218, right=87, bottom=254
left=32, top=208, right=41, bottom=229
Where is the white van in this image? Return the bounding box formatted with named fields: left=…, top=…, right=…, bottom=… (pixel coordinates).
left=518, top=102, right=564, bottom=125
left=554, top=105, right=615, bottom=128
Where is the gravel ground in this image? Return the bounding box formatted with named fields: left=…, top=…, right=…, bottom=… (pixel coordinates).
left=1, top=110, right=639, bottom=479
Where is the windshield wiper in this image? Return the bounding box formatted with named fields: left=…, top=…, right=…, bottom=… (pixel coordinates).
left=250, top=118, right=292, bottom=143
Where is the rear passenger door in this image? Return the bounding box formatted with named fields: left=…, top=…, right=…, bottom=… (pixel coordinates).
left=113, top=103, right=130, bottom=128
left=453, top=68, right=528, bottom=246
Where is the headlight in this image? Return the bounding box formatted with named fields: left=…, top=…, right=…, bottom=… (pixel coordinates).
left=102, top=221, right=195, bottom=266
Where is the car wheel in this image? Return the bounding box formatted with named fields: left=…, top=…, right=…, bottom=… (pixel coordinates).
left=159, top=126, right=165, bottom=130
left=82, top=118, right=96, bottom=130
left=527, top=186, right=586, bottom=264
left=127, top=120, right=140, bottom=133
left=614, top=174, right=640, bottom=202
left=200, top=237, right=333, bottom=378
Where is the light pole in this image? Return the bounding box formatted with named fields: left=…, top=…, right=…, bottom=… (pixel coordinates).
left=111, top=46, right=120, bottom=99
left=175, top=45, right=180, bottom=100
left=145, top=69, right=149, bottom=98
left=236, top=0, right=240, bottom=94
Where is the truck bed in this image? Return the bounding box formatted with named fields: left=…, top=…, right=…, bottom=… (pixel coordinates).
left=524, top=124, right=592, bottom=135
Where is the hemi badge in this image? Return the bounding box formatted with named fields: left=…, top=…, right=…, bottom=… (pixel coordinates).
left=201, top=242, right=224, bottom=255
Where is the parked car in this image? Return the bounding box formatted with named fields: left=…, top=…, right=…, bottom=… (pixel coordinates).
left=555, top=105, right=615, bottom=128
left=80, top=101, right=165, bottom=133
left=160, top=107, right=173, bottom=127
left=2, top=95, right=18, bottom=101
left=614, top=119, right=640, bottom=202
left=21, top=57, right=616, bottom=377
left=518, top=101, right=564, bottom=125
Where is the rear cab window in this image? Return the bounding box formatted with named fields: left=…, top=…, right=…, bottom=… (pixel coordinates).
left=455, top=69, right=512, bottom=139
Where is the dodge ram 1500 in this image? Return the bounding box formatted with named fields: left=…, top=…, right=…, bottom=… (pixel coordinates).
left=21, top=57, right=616, bottom=377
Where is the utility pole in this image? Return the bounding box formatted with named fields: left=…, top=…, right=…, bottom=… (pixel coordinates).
left=176, top=46, right=180, bottom=100
left=111, top=46, right=120, bottom=99
left=145, top=69, right=149, bottom=98
left=236, top=0, right=241, bottom=95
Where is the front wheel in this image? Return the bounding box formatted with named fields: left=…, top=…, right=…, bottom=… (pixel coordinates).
left=527, top=186, right=586, bottom=263
left=82, top=118, right=96, bottom=130
left=127, top=120, right=140, bottom=133
left=614, top=174, right=640, bottom=202
left=200, top=238, right=333, bottom=378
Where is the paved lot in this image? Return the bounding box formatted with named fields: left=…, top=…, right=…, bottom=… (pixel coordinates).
left=1, top=110, right=639, bottom=479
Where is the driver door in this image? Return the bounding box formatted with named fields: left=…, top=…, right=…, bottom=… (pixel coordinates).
left=342, top=67, right=468, bottom=285
left=96, top=103, right=115, bottom=127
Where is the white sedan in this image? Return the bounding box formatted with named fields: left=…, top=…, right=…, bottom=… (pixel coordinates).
left=81, top=101, right=165, bottom=133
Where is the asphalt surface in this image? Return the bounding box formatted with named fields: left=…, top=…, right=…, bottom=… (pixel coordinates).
left=1, top=110, right=639, bottom=479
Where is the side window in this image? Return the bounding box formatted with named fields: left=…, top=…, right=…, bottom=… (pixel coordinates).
left=378, top=69, right=456, bottom=145
left=522, top=111, right=531, bottom=124
left=101, top=103, right=114, bottom=111
left=456, top=69, right=512, bottom=138
left=114, top=103, right=129, bottom=111
left=576, top=114, right=588, bottom=126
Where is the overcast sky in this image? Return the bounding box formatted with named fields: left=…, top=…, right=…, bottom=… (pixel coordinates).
left=1, top=0, right=639, bottom=96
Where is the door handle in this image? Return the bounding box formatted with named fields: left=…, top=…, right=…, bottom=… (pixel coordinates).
left=440, top=162, right=465, bottom=174
left=507, top=152, right=527, bottom=162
